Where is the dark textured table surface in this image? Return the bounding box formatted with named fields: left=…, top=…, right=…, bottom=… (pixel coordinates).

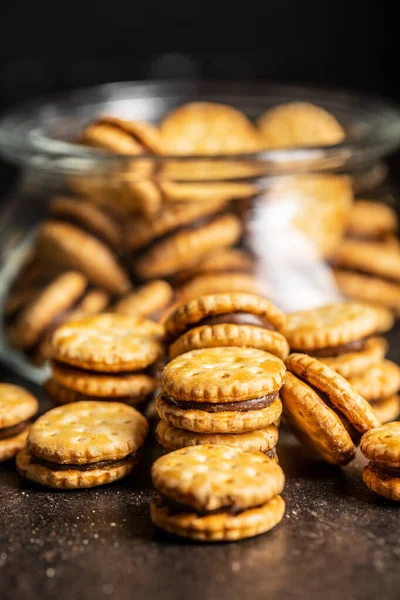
left=1, top=330, right=400, bottom=600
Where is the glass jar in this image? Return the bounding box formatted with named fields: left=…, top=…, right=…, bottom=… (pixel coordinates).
left=0, top=81, right=400, bottom=382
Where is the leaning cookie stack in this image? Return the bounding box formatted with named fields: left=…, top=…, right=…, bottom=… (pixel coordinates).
left=43, top=313, right=163, bottom=410
left=284, top=302, right=400, bottom=422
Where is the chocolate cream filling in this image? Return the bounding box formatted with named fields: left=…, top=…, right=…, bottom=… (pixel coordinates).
left=30, top=451, right=137, bottom=472
left=307, top=338, right=367, bottom=358
left=156, top=494, right=257, bottom=517
left=372, top=464, right=400, bottom=477
left=0, top=420, right=29, bottom=440
left=163, top=391, right=278, bottom=413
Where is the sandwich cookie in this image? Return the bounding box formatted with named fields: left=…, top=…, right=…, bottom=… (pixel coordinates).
left=156, top=420, right=279, bottom=457
left=280, top=353, right=381, bottom=465
left=0, top=384, right=38, bottom=462
left=158, top=346, right=285, bottom=433
left=348, top=360, right=400, bottom=422
left=17, top=401, right=148, bottom=488
left=334, top=240, right=400, bottom=314
left=165, top=293, right=288, bottom=360
left=361, top=422, right=400, bottom=501
left=150, top=445, right=285, bottom=541
left=345, top=200, right=398, bottom=243
left=114, top=280, right=173, bottom=321
left=284, top=302, right=382, bottom=378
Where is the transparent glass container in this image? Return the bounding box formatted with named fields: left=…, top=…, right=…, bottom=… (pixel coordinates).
left=0, top=81, right=400, bottom=382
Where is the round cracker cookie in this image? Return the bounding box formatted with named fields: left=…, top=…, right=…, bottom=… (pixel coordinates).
left=68, top=288, right=110, bottom=319
left=47, top=313, right=164, bottom=372
left=320, top=337, right=387, bottom=378
left=49, top=196, right=122, bottom=249
left=165, top=292, right=286, bottom=341
left=335, top=239, right=400, bottom=283
left=173, top=248, right=255, bottom=282
left=7, top=271, right=87, bottom=350
left=177, top=272, right=269, bottom=302
left=44, top=378, right=150, bottom=408
left=79, top=116, right=163, bottom=154
left=360, top=421, right=400, bottom=468
left=334, top=270, right=400, bottom=314
left=359, top=303, right=394, bottom=334
left=285, top=353, right=380, bottom=433
left=0, top=429, right=29, bottom=462
left=371, top=396, right=400, bottom=424
left=346, top=200, right=398, bottom=240
left=16, top=446, right=139, bottom=489
left=28, top=401, right=148, bottom=464
left=0, top=383, right=38, bottom=428
left=169, top=324, right=290, bottom=361
left=280, top=372, right=356, bottom=466
left=284, top=302, right=379, bottom=351
left=363, top=463, right=400, bottom=501
left=156, top=392, right=282, bottom=434
left=163, top=347, right=286, bottom=402
left=37, top=221, right=131, bottom=295
left=150, top=494, right=285, bottom=542
left=115, top=280, right=173, bottom=318
left=51, top=360, right=158, bottom=398
left=133, top=214, right=242, bottom=280
left=156, top=420, right=279, bottom=453
left=152, top=444, right=284, bottom=512
left=257, top=102, right=345, bottom=149
left=160, top=102, right=260, bottom=154
left=348, top=360, right=400, bottom=402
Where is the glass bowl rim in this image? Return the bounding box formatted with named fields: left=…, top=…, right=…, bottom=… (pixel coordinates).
left=0, top=79, right=400, bottom=175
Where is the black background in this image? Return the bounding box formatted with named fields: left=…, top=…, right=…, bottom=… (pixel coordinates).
left=0, top=0, right=398, bottom=195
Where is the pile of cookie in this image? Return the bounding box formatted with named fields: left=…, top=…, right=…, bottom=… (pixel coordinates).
left=43, top=314, right=163, bottom=411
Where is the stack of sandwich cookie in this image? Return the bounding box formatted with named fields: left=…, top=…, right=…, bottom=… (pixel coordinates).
left=16, top=401, right=148, bottom=488
left=360, top=422, right=400, bottom=501
left=284, top=303, right=385, bottom=378
left=150, top=445, right=285, bottom=541
left=348, top=360, right=400, bottom=423
left=44, top=314, right=163, bottom=409
left=0, top=384, right=38, bottom=462
left=6, top=271, right=109, bottom=365
left=156, top=346, right=285, bottom=455
left=165, top=293, right=289, bottom=360
left=280, top=353, right=381, bottom=465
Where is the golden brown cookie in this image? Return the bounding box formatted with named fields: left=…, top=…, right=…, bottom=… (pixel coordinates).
left=156, top=420, right=278, bottom=453
left=362, top=463, right=400, bottom=501
left=156, top=391, right=282, bottom=434
left=160, top=180, right=257, bottom=204
left=360, top=421, right=400, bottom=468
left=257, top=102, right=345, bottom=149
left=280, top=371, right=356, bottom=465
left=0, top=383, right=38, bottom=462
left=165, top=293, right=286, bottom=342
left=47, top=313, right=164, bottom=372
left=126, top=197, right=228, bottom=251
left=133, top=214, right=242, bottom=279
left=169, top=325, right=290, bottom=361
left=44, top=378, right=150, bottom=408
left=359, top=303, right=395, bottom=334
left=150, top=494, right=285, bottom=541
left=68, top=288, right=110, bottom=319
left=334, top=239, right=400, bottom=283
left=163, top=347, right=286, bottom=402
left=160, top=102, right=260, bottom=154
left=285, top=353, right=380, bottom=434
left=334, top=270, right=400, bottom=314
left=177, top=272, right=269, bottom=302
left=320, top=337, right=387, bottom=378
left=152, top=444, right=284, bottom=511
left=346, top=200, right=398, bottom=241
left=7, top=272, right=87, bottom=350
left=37, top=221, right=131, bottom=294
left=284, top=302, right=379, bottom=352
left=17, top=400, right=148, bottom=489
left=79, top=116, right=163, bottom=154
left=371, top=395, right=400, bottom=424
left=50, top=360, right=158, bottom=398
left=348, top=360, right=400, bottom=402
left=174, top=248, right=255, bottom=280
left=49, top=196, right=123, bottom=249
left=114, top=280, right=173, bottom=319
